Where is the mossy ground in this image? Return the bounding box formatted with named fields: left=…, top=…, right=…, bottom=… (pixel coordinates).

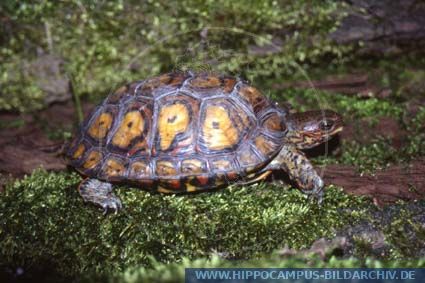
left=1, top=170, right=424, bottom=282
left=1, top=0, right=425, bottom=282
left=0, top=170, right=365, bottom=276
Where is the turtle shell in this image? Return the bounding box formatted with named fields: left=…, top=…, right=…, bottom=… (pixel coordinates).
left=67, top=72, right=288, bottom=192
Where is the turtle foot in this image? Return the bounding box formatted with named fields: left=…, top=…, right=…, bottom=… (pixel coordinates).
left=78, top=178, right=123, bottom=214
left=305, top=177, right=324, bottom=205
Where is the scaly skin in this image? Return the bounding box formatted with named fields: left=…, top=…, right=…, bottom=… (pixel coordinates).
left=285, top=110, right=344, bottom=149
left=266, top=109, right=344, bottom=201
left=78, top=178, right=122, bottom=213
left=268, top=144, right=324, bottom=201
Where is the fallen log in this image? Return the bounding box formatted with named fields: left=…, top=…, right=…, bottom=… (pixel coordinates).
left=322, top=158, right=425, bottom=205
left=331, top=0, right=425, bottom=55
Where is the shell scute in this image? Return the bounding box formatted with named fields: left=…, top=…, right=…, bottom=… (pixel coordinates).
left=155, top=159, right=178, bottom=177
left=99, top=156, right=127, bottom=180
left=184, top=74, right=238, bottom=96
left=236, top=144, right=264, bottom=172
left=128, top=159, right=151, bottom=180
left=108, top=98, right=153, bottom=156
left=72, top=143, right=86, bottom=159
left=254, top=134, right=281, bottom=159
left=139, top=72, right=188, bottom=98
left=87, top=110, right=114, bottom=142
left=198, top=97, right=254, bottom=153
left=82, top=149, right=103, bottom=171
left=237, top=84, right=270, bottom=115
left=260, top=110, right=288, bottom=139
left=107, top=81, right=142, bottom=104
left=187, top=75, right=221, bottom=89
left=154, top=93, right=199, bottom=156
left=181, top=158, right=207, bottom=174
left=209, top=158, right=235, bottom=173
left=221, top=76, right=237, bottom=93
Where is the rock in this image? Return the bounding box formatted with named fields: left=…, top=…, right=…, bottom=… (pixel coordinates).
left=25, top=54, right=72, bottom=105
left=278, top=237, right=348, bottom=259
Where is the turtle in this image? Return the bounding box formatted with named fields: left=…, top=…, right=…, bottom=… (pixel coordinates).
left=66, top=72, right=343, bottom=213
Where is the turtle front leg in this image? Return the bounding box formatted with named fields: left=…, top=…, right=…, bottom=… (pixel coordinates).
left=268, top=144, right=324, bottom=202
left=78, top=178, right=123, bottom=213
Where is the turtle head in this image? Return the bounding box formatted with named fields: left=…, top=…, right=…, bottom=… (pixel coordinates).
left=286, top=110, right=343, bottom=149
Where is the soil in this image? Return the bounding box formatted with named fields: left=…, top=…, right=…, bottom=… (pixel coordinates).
left=0, top=102, right=94, bottom=182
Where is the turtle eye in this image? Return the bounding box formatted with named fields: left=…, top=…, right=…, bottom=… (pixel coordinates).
left=319, top=120, right=334, bottom=131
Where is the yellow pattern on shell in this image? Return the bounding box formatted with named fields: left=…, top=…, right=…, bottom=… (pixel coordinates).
left=185, top=183, right=198, bottom=192
left=103, top=159, right=125, bottom=177
left=83, top=150, right=102, bottom=169
left=129, top=161, right=150, bottom=178
left=88, top=112, right=113, bottom=140
left=158, top=103, right=190, bottom=151
left=181, top=159, right=204, bottom=174
left=128, top=161, right=150, bottom=179
left=112, top=111, right=144, bottom=148
left=202, top=106, right=239, bottom=150
left=72, top=144, right=85, bottom=159
left=156, top=160, right=177, bottom=176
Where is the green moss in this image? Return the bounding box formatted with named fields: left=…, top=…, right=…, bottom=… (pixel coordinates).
left=338, top=139, right=400, bottom=173
left=403, top=106, right=425, bottom=157
left=0, top=169, right=367, bottom=277
left=382, top=206, right=425, bottom=259
left=2, top=170, right=422, bottom=281
left=326, top=106, right=425, bottom=173
left=352, top=235, right=378, bottom=258
left=1, top=0, right=349, bottom=112
left=0, top=59, right=45, bottom=112
left=272, top=88, right=404, bottom=121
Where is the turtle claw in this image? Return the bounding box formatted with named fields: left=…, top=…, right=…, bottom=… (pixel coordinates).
left=101, top=197, right=123, bottom=215
left=304, top=177, right=324, bottom=205
left=307, top=188, right=324, bottom=205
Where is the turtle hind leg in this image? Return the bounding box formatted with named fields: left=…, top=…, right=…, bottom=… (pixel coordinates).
left=268, top=144, right=324, bottom=203
left=78, top=178, right=123, bottom=213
